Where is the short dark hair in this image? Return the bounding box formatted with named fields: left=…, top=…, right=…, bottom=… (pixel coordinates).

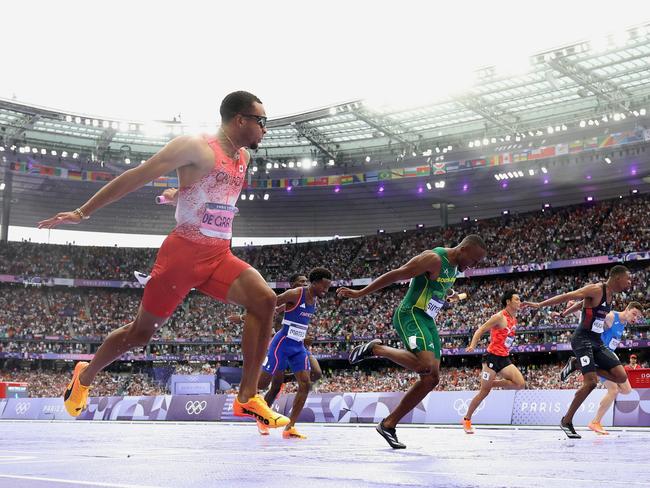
left=610, top=265, right=630, bottom=278
left=501, top=289, right=519, bottom=307
left=220, top=91, right=262, bottom=123
left=460, top=234, right=487, bottom=250
left=626, top=301, right=643, bottom=312
left=309, top=267, right=332, bottom=283
left=288, top=273, right=305, bottom=286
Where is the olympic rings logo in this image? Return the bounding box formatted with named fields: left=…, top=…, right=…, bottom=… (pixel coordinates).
left=185, top=400, right=207, bottom=415
left=453, top=398, right=485, bottom=416
left=15, top=402, right=31, bottom=415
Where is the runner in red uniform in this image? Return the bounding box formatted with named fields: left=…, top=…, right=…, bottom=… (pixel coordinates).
left=38, top=91, right=289, bottom=428
left=462, top=290, right=525, bottom=433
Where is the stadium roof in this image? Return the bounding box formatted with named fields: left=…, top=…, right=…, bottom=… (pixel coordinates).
left=1, top=23, right=650, bottom=237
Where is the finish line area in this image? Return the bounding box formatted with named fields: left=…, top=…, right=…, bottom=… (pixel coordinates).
left=0, top=421, right=648, bottom=488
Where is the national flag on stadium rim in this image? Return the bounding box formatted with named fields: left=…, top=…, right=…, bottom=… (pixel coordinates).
left=416, top=165, right=430, bottom=176
left=513, top=152, right=529, bottom=162
left=39, top=165, right=55, bottom=176
left=94, top=172, right=113, bottom=182
left=327, top=176, right=341, bottom=186
left=488, top=156, right=500, bottom=166
left=470, top=159, right=486, bottom=167
left=529, top=146, right=555, bottom=160
left=584, top=137, right=598, bottom=149
left=432, top=163, right=446, bottom=175
left=69, top=170, right=83, bottom=180
left=599, top=135, right=616, bottom=148
left=340, top=175, right=354, bottom=185
left=555, top=143, right=569, bottom=156
left=403, top=167, right=419, bottom=177
left=569, top=140, right=583, bottom=153
left=271, top=179, right=282, bottom=188
left=364, top=171, right=379, bottom=182
left=10, top=162, right=26, bottom=172
left=444, top=161, right=460, bottom=172
left=308, top=176, right=329, bottom=186
left=378, top=171, right=393, bottom=181
left=501, top=153, right=512, bottom=165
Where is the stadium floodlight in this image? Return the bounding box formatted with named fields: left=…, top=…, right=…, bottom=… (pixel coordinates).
left=640, top=109, right=647, bottom=116
left=604, top=157, right=612, bottom=164
left=0, top=183, right=5, bottom=191
left=541, top=167, right=548, bottom=174
left=365, top=156, right=371, bottom=162
left=263, top=193, right=270, bottom=200
left=124, top=158, right=131, bottom=165
left=72, top=153, right=78, bottom=159
left=266, top=162, right=272, bottom=169
left=40, top=148, right=47, bottom=155
left=328, top=159, right=335, bottom=166
left=547, top=126, right=554, bottom=134
left=426, top=182, right=432, bottom=190
left=288, top=161, right=294, bottom=168
left=273, top=162, right=279, bottom=169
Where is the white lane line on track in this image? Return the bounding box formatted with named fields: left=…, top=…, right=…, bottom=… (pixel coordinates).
left=0, top=474, right=165, bottom=488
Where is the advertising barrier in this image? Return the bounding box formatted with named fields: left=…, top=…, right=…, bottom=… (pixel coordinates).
left=2, top=389, right=647, bottom=426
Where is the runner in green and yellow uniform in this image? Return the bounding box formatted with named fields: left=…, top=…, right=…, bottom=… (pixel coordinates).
left=337, top=235, right=487, bottom=449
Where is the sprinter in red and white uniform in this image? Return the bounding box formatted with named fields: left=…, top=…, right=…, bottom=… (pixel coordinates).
left=462, top=290, right=526, bottom=433
left=39, top=91, right=289, bottom=429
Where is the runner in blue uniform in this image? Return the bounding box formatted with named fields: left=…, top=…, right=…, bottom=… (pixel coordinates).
left=258, top=267, right=332, bottom=438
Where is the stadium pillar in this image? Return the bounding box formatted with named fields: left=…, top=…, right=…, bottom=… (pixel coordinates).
left=440, top=202, right=449, bottom=229
left=0, top=165, right=12, bottom=242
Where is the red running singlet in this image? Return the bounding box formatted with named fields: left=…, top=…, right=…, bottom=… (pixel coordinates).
left=487, top=310, right=517, bottom=357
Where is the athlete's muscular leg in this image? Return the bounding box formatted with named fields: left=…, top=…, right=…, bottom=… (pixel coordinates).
left=592, top=380, right=619, bottom=424
left=372, top=344, right=424, bottom=372
left=227, top=268, right=277, bottom=403
left=492, top=364, right=525, bottom=390
left=465, top=365, right=496, bottom=420
left=309, top=355, right=322, bottom=382
left=383, top=351, right=439, bottom=429
left=264, top=370, right=285, bottom=406
left=286, top=370, right=311, bottom=429
left=563, top=371, right=598, bottom=424
left=79, top=304, right=166, bottom=386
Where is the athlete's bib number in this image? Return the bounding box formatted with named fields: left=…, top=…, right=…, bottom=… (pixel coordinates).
left=608, top=338, right=620, bottom=350
left=591, top=319, right=605, bottom=334
left=425, top=296, right=445, bottom=319
left=199, top=203, right=238, bottom=239
left=287, top=326, right=306, bottom=342
left=504, top=336, right=515, bottom=348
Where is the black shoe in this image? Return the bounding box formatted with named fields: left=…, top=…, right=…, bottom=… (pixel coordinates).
left=376, top=420, right=406, bottom=449
left=560, top=417, right=581, bottom=439
left=560, top=357, right=577, bottom=382
left=349, top=339, right=381, bottom=365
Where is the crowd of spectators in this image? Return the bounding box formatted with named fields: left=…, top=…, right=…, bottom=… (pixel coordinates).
left=1, top=266, right=648, bottom=355
left=1, top=194, right=649, bottom=282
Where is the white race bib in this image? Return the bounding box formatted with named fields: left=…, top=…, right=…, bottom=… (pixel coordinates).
left=504, top=336, right=515, bottom=348
left=287, top=326, right=306, bottom=342
left=608, top=338, right=620, bottom=350
left=199, top=203, right=238, bottom=239
left=591, top=319, right=605, bottom=334
left=425, top=296, right=445, bottom=319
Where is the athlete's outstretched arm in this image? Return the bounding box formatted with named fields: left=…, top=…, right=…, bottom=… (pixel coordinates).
left=38, top=136, right=205, bottom=228
left=275, top=287, right=302, bottom=308
left=524, top=284, right=600, bottom=309
left=555, top=300, right=583, bottom=318
left=466, top=313, right=501, bottom=352
left=337, top=250, right=441, bottom=299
